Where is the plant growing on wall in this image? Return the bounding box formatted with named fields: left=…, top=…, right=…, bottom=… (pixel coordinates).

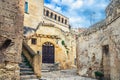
left=61, top=40, right=65, bottom=45
left=61, top=40, right=69, bottom=54
left=66, top=50, right=69, bottom=54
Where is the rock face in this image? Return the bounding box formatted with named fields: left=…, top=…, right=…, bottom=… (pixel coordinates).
left=77, top=0, right=120, bottom=80
left=0, top=0, right=24, bottom=80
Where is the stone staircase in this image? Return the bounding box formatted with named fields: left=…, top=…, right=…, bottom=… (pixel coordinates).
left=42, top=63, right=54, bottom=72
left=19, top=54, right=37, bottom=80
left=42, top=63, right=60, bottom=72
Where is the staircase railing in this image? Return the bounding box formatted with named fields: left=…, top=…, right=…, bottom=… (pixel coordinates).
left=22, top=41, right=41, bottom=78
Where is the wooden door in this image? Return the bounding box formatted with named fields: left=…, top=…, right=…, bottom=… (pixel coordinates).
left=42, top=42, right=54, bottom=63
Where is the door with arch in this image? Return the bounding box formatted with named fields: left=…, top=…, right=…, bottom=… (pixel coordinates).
left=42, top=42, right=55, bottom=63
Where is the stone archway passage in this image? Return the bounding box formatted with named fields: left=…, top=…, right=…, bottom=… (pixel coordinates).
left=42, top=42, right=55, bottom=63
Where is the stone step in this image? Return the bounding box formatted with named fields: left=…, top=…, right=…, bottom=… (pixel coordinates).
left=20, top=75, right=37, bottom=80
left=20, top=71, right=34, bottom=75
left=19, top=65, right=32, bottom=68
left=41, top=76, right=97, bottom=80
left=20, top=68, right=33, bottom=71
left=41, top=69, right=50, bottom=72
left=20, top=63, right=31, bottom=67
left=42, top=63, right=54, bottom=70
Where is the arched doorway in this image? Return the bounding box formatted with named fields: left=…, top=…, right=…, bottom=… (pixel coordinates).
left=42, top=42, right=55, bottom=63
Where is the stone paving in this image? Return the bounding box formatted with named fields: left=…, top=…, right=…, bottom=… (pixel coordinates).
left=41, top=69, right=97, bottom=80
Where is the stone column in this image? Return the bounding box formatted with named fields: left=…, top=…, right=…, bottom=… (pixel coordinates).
left=0, top=0, right=24, bottom=80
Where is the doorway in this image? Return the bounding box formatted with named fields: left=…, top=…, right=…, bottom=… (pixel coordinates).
left=102, top=45, right=110, bottom=80
left=42, top=42, right=54, bottom=63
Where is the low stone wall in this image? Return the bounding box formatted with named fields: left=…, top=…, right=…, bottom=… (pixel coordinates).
left=0, top=0, right=24, bottom=80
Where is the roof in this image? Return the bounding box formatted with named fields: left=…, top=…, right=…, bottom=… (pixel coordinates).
left=24, top=26, right=35, bottom=36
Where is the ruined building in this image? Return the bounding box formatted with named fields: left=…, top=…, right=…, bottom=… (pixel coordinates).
left=77, top=0, right=120, bottom=80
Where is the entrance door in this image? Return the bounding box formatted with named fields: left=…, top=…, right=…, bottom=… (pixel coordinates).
left=42, top=42, right=54, bottom=63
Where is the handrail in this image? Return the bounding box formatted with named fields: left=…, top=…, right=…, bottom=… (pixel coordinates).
left=22, top=41, right=36, bottom=57
left=22, top=41, right=41, bottom=77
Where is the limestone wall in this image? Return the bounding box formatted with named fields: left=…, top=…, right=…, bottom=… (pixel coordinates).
left=43, top=6, right=69, bottom=32
left=77, top=0, right=120, bottom=79
left=24, top=25, right=76, bottom=69
left=0, top=0, right=24, bottom=80
left=23, top=0, right=76, bottom=70
left=24, top=0, right=44, bottom=28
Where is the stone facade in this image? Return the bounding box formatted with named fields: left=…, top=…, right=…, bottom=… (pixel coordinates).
left=77, top=0, right=120, bottom=80
left=24, top=0, right=76, bottom=69
left=0, top=0, right=24, bottom=80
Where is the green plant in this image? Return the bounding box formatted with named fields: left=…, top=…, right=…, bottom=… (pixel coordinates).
left=61, top=40, right=65, bottom=45
left=66, top=50, right=69, bottom=54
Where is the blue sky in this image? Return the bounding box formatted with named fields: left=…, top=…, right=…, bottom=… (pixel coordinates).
left=44, top=0, right=110, bottom=28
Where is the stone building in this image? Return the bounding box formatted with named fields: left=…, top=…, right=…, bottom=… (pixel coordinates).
left=77, top=0, right=120, bottom=80
left=23, top=0, right=76, bottom=69
left=0, top=0, right=24, bottom=80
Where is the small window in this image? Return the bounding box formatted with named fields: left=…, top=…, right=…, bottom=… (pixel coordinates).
left=37, top=51, right=40, bottom=54
left=102, top=45, right=109, bottom=56
left=44, top=9, right=45, bottom=15
left=54, top=14, right=57, bottom=20
left=50, top=12, right=53, bottom=18
left=31, top=38, right=37, bottom=45
left=65, top=19, right=67, bottom=24
left=62, top=18, right=64, bottom=23
left=25, top=2, right=29, bottom=13
left=46, top=10, right=49, bottom=16
left=58, top=16, right=60, bottom=22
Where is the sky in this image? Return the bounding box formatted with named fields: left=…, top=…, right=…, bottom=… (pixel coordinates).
left=44, top=0, right=110, bottom=28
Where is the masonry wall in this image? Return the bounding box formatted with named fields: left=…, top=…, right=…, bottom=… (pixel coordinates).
left=77, top=0, right=120, bottom=79
left=25, top=25, right=76, bottom=69
left=24, top=0, right=44, bottom=28
left=0, top=0, right=24, bottom=80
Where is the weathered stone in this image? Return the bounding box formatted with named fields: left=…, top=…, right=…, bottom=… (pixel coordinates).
left=77, top=0, right=120, bottom=80
left=0, top=0, right=24, bottom=79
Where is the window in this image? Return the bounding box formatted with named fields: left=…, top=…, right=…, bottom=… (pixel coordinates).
left=58, top=16, right=60, bottom=22
left=62, top=18, right=64, bottom=23
left=31, top=38, right=37, bottom=45
left=102, top=45, right=109, bottom=56
left=25, top=2, right=28, bottom=13
left=50, top=12, right=53, bottom=18
left=54, top=14, right=57, bottom=20
left=65, top=19, right=67, bottom=24
left=44, top=9, right=45, bottom=15
left=37, top=51, right=40, bottom=54
left=46, top=10, right=49, bottom=16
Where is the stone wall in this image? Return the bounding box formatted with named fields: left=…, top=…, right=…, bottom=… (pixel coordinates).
left=24, top=0, right=44, bottom=29
left=77, top=0, right=120, bottom=80
left=0, top=0, right=24, bottom=80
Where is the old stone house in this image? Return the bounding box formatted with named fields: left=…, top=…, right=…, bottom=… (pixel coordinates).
left=77, top=0, right=120, bottom=80
left=23, top=0, right=76, bottom=70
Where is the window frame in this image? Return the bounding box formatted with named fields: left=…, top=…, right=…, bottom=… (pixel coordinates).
left=25, top=1, right=29, bottom=13
left=31, top=38, right=37, bottom=45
